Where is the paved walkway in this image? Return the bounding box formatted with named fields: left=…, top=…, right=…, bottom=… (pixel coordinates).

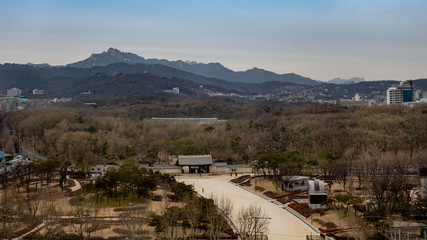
left=12, top=177, right=82, bottom=240
left=12, top=223, right=45, bottom=240
left=179, top=175, right=316, bottom=240
left=68, top=177, right=82, bottom=192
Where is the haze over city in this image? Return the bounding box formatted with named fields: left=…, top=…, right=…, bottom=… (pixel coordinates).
left=1, top=0, right=426, bottom=81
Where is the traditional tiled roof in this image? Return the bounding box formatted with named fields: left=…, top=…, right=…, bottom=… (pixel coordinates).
left=178, top=155, right=213, bottom=166
left=152, top=118, right=219, bottom=125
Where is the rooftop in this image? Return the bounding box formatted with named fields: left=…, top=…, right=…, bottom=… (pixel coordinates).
left=282, top=175, right=310, bottom=181
left=178, top=155, right=213, bottom=166
left=151, top=118, right=220, bottom=125
left=0, top=151, right=13, bottom=158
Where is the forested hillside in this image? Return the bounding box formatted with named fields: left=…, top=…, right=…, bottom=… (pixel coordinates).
left=2, top=102, right=426, bottom=167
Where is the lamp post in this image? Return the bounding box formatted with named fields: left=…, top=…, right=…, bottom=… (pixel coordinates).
left=83, top=213, right=90, bottom=240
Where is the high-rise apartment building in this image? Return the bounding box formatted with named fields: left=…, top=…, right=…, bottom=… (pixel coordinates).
left=386, top=81, right=414, bottom=105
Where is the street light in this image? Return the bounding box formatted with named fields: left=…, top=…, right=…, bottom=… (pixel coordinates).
left=83, top=213, right=90, bottom=240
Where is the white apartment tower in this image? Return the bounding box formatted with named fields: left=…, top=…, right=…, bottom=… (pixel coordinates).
left=386, top=87, right=402, bottom=105
left=386, top=82, right=414, bottom=105
left=7, top=88, right=22, bottom=97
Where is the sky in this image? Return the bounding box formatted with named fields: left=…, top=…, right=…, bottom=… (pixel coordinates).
left=1, top=0, right=426, bottom=82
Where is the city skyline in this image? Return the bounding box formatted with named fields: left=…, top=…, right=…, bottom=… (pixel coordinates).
left=1, top=0, right=426, bottom=82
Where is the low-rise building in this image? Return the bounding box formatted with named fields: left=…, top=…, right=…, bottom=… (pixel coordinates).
left=90, top=164, right=119, bottom=178
left=338, top=99, right=371, bottom=107
left=0, top=151, right=13, bottom=164
left=282, top=176, right=310, bottom=192
left=163, top=87, right=180, bottom=95
left=32, top=89, right=45, bottom=95
left=308, top=180, right=327, bottom=209
left=0, top=97, right=19, bottom=111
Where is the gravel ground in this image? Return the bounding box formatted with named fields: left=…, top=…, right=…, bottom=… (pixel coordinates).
left=179, top=175, right=317, bottom=240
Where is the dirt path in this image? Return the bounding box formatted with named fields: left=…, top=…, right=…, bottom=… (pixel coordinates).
left=12, top=223, right=45, bottom=240
left=12, top=177, right=82, bottom=240
left=68, top=177, right=82, bottom=192
left=179, top=175, right=316, bottom=240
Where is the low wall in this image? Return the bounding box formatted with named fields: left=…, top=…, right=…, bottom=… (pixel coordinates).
left=143, top=164, right=252, bottom=175
left=211, top=165, right=253, bottom=175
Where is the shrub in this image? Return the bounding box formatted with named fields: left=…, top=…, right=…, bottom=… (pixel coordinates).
left=288, top=202, right=310, bottom=217
left=264, top=191, right=279, bottom=199
left=255, top=186, right=265, bottom=192
left=72, top=170, right=87, bottom=178
left=171, top=182, right=194, bottom=200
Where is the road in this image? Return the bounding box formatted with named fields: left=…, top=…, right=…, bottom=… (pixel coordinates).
left=179, top=175, right=316, bottom=240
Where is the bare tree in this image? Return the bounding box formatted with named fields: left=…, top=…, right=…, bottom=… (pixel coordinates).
left=205, top=200, right=228, bottom=240
left=215, top=196, right=234, bottom=219
left=335, top=160, right=350, bottom=191
left=71, top=205, right=100, bottom=240
left=207, top=209, right=227, bottom=240
left=368, top=175, right=390, bottom=212
left=162, top=206, right=182, bottom=240
left=184, top=199, right=202, bottom=240
left=120, top=205, right=147, bottom=240
left=317, top=152, right=340, bottom=193
left=40, top=200, right=62, bottom=240
left=237, top=204, right=270, bottom=240
left=26, top=190, right=41, bottom=222
left=0, top=202, right=21, bottom=240
left=279, top=161, right=301, bottom=191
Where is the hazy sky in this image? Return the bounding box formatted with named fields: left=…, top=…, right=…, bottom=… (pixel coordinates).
left=1, top=0, right=426, bottom=81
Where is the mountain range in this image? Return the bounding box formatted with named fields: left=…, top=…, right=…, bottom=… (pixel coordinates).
left=66, top=48, right=319, bottom=85
left=1, top=48, right=426, bottom=102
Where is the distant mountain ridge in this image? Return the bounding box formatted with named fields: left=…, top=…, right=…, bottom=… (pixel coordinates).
left=25, top=63, right=52, bottom=68
left=1, top=63, right=426, bottom=101
left=327, top=77, right=365, bottom=84
left=67, top=48, right=146, bottom=68
left=67, top=48, right=320, bottom=85
left=0, top=63, right=229, bottom=98
left=0, top=62, right=281, bottom=96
